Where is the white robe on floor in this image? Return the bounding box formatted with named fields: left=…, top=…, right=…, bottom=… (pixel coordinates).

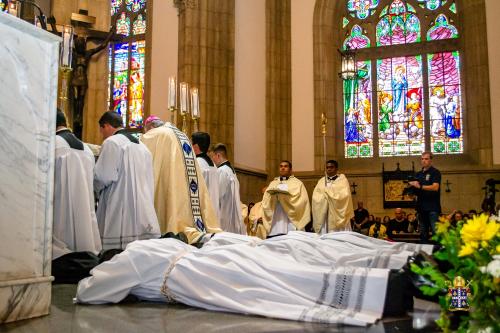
left=217, top=164, right=245, bottom=234
left=196, top=156, right=220, bottom=220
left=76, top=232, right=433, bottom=326
left=94, top=133, right=160, bottom=250
left=53, top=135, right=101, bottom=259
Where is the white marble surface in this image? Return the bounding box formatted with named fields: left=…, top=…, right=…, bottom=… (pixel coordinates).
left=0, top=12, right=60, bottom=323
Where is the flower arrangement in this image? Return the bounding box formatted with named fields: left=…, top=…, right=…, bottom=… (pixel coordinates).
left=410, top=214, right=500, bottom=332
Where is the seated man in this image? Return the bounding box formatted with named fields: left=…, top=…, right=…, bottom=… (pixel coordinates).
left=53, top=110, right=101, bottom=259
left=261, top=161, right=311, bottom=237
left=369, top=217, right=387, bottom=239
left=387, top=208, right=410, bottom=239
left=76, top=232, right=433, bottom=326
left=353, top=201, right=371, bottom=234
left=141, top=121, right=221, bottom=242
left=94, top=111, right=160, bottom=250
left=312, top=160, right=354, bottom=234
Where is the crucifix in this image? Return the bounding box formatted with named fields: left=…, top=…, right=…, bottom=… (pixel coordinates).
left=444, top=180, right=452, bottom=193
left=350, top=182, right=358, bottom=195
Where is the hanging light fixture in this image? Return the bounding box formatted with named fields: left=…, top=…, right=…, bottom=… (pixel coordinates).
left=338, top=46, right=358, bottom=81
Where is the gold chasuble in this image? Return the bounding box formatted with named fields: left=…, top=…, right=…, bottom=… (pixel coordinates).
left=312, top=174, right=354, bottom=233
left=261, top=176, right=311, bottom=236
left=141, top=124, right=222, bottom=243
left=247, top=201, right=267, bottom=239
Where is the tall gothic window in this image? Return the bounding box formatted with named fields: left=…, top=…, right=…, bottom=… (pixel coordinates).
left=108, top=0, right=147, bottom=129
left=342, top=0, right=462, bottom=158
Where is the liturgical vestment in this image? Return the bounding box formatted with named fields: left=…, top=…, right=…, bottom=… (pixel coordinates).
left=247, top=201, right=267, bottom=239
left=94, top=131, right=160, bottom=250
left=312, top=174, right=354, bottom=234
left=261, top=176, right=311, bottom=237
left=217, top=162, right=246, bottom=234
left=53, top=131, right=101, bottom=259
left=141, top=123, right=222, bottom=243
left=196, top=154, right=220, bottom=220
left=76, top=232, right=433, bottom=326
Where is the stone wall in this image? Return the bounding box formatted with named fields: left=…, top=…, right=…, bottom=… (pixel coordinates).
left=177, top=0, right=235, bottom=159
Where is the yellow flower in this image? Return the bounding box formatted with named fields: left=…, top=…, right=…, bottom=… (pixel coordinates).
left=497, top=244, right=500, bottom=254
left=459, top=242, right=476, bottom=257
left=461, top=214, right=500, bottom=245
left=482, top=220, right=500, bottom=242
left=436, top=219, right=450, bottom=234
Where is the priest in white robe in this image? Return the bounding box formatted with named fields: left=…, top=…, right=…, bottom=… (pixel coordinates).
left=141, top=122, right=222, bottom=243
left=53, top=110, right=101, bottom=259
left=212, top=143, right=246, bottom=234
left=76, top=232, right=433, bottom=326
left=94, top=111, right=160, bottom=250
left=312, top=160, right=354, bottom=234
left=191, top=132, right=220, bottom=219
left=261, top=161, right=311, bottom=237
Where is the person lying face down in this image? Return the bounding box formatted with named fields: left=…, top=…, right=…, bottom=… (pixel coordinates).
left=76, top=232, right=433, bottom=326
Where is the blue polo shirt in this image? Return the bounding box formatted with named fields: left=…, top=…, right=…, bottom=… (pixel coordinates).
left=415, top=166, right=441, bottom=213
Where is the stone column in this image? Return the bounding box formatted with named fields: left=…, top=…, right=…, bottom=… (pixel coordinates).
left=177, top=0, right=236, bottom=158
left=266, top=0, right=292, bottom=179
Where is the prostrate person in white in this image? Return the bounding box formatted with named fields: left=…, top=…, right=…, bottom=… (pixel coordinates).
left=211, top=143, right=246, bottom=234
left=52, top=110, right=101, bottom=259
left=76, top=232, right=433, bottom=326
left=312, top=160, right=354, bottom=234
left=94, top=111, right=160, bottom=250
left=192, top=132, right=220, bottom=219
left=261, top=161, right=311, bottom=237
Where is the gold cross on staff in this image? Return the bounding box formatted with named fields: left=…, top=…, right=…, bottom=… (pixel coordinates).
left=321, top=113, right=327, bottom=135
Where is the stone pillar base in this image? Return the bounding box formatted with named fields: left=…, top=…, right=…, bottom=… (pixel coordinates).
left=0, top=277, right=53, bottom=323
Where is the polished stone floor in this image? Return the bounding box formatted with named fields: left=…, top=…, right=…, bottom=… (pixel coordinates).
left=1, top=285, right=441, bottom=333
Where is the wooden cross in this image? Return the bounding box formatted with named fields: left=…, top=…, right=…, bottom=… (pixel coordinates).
left=444, top=180, right=452, bottom=193
left=350, top=182, right=358, bottom=195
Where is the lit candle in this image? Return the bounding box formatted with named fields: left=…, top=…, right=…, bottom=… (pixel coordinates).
left=168, top=76, right=177, bottom=109
left=191, top=88, right=199, bottom=118
left=61, top=25, right=74, bottom=67
left=180, top=82, right=189, bottom=114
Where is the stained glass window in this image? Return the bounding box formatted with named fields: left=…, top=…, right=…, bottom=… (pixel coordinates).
left=427, top=14, right=458, bottom=40
left=428, top=51, right=463, bottom=154
left=111, top=0, right=122, bottom=15
left=377, top=0, right=420, bottom=46
left=344, top=61, right=373, bottom=158
left=347, top=0, right=379, bottom=20
left=377, top=56, right=425, bottom=156
left=133, top=14, right=146, bottom=35
left=126, top=0, right=145, bottom=12
left=343, top=25, right=370, bottom=50
left=417, top=0, right=447, bottom=11
left=342, top=0, right=463, bottom=158
left=108, top=0, right=147, bottom=129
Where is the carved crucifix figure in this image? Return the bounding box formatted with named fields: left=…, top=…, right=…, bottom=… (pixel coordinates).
left=71, top=25, right=116, bottom=138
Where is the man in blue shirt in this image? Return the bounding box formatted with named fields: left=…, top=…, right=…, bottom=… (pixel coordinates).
left=409, top=152, right=441, bottom=243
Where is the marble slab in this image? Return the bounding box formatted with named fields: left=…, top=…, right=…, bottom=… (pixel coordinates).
left=0, top=12, right=60, bottom=323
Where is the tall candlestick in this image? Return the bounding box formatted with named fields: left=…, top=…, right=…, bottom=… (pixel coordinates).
left=168, top=76, right=177, bottom=109
left=190, top=87, right=199, bottom=118
left=180, top=82, right=189, bottom=115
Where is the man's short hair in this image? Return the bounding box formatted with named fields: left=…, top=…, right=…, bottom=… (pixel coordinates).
left=99, top=111, right=123, bottom=128
left=326, top=159, right=338, bottom=168
left=192, top=132, right=211, bottom=153
left=56, top=109, right=67, bottom=127
left=212, top=143, right=228, bottom=157
left=280, top=160, right=292, bottom=169
left=422, top=151, right=433, bottom=159
left=148, top=119, right=164, bottom=129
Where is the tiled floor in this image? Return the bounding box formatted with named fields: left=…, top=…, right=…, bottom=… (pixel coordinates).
left=1, top=284, right=441, bottom=332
